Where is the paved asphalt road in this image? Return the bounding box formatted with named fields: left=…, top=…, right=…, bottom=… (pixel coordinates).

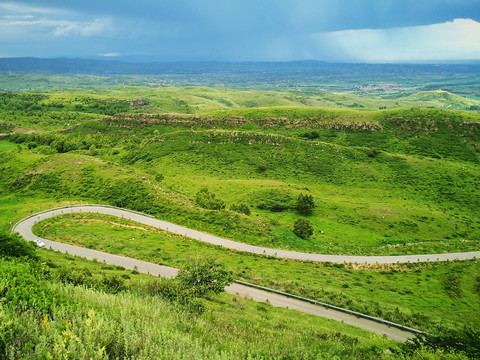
left=15, top=204, right=475, bottom=341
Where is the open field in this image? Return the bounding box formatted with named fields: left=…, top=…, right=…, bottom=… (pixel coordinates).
left=1, top=84, right=479, bottom=358
left=32, top=212, right=480, bottom=332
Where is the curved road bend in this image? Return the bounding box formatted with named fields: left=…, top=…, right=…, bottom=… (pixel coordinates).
left=14, top=205, right=480, bottom=264
left=13, top=204, right=477, bottom=342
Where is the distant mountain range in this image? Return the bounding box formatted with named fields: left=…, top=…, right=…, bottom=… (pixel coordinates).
left=1, top=57, right=479, bottom=76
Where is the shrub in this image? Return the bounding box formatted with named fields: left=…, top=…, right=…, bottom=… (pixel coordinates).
left=301, top=131, right=320, bottom=139
left=293, top=219, right=314, bottom=239
left=257, top=159, right=267, bottom=172
left=296, top=193, right=315, bottom=215
left=230, top=203, right=251, bottom=215
left=255, top=189, right=294, bottom=212
left=0, top=233, right=37, bottom=259
left=402, top=326, right=480, bottom=359
left=89, top=144, right=98, bottom=156
left=177, top=258, right=233, bottom=298
left=195, top=188, right=225, bottom=210
left=0, top=260, right=57, bottom=315
left=368, top=148, right=380, bottom=158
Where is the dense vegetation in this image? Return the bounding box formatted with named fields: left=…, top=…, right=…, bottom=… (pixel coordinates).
left=1, top=82, right=479, bottom=358
left=33, top=213, right=480, bottom=334
left=0, top=234, right=442, bottom=359
left=3, top=101, right=479, bottom=256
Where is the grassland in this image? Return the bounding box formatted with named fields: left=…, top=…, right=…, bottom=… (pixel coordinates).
left=3, top=99, right=479, bottom=256
left=33, top=213, right=480, bottom=333
left=3, top=249, right=409, bottom=360
left=1, top=85, right=479, bottom=358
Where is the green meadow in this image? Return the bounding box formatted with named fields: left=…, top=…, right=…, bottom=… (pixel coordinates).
left=34, top=213, right=480, bottom=332
left=1, top=86, right=479, bottom=358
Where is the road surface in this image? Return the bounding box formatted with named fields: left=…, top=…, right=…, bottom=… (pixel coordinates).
left=14, top=204, right=480, bottom=264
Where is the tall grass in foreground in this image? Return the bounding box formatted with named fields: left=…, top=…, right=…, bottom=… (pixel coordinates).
left=1, top=282, right=469, bottom=360
left=0, top=256, right=470, bottom=359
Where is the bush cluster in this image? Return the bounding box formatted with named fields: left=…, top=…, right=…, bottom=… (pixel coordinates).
left=293, top=219, right=314, bottom=239
left=296, top=193, right=315, bottom=215
left=195, top=188, right=225, bottom=210
left=230, top=203, right=251, bottom=215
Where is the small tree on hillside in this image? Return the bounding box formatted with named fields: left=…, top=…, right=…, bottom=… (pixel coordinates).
left=293, top=219, right=314, bottom=239
left=195, top=188, right=225, bottom=210
left=296, top=193, right=315, bottom=215
left=177, top=258, right=233, bottom=298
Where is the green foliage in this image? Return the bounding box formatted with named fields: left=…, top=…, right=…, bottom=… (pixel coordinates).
left=177, top=258, right=233, bottom=298
left=368, top=148, right=380, bottom=158
left=230, top=203, right=251, bottom=215
left=254, top=189, right=294, bottom=212
left=138, top=278, right=206, bottom=314
left=195, top=187, right=225, bottom=210
left=301, top=131, right=320, bottom=139
left=88, top=144, right=98, bottom=156
left=403, top=326, right=480, bottom=359
left=296, top=193, right=315, bottom=215
left=444, top=268, right=463, bottom=298
left=293, top=218, right=314, bottom=239
left=0, top=252, right=408, bottom=360
left=154, top=173, right=164, bottom=182
left=103, top=179, right=157, bottom=213
left=0, top=260, right=58, bottom=315
left=31, top=215, right=480, bottom=335
left=0, top=122, right=14, bottom=133
left=0, top=233, right=37, bottom=259
left=257, top=157, right=267, bottom=172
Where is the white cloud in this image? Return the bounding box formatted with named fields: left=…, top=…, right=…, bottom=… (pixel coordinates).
left=99, top=52, right=120, bottom=57
left=0, top=17, right=113, bottom=38
left=310, top=18, right=480, bottom=62
left=0, top=2, right=113, bottom=39
left=51, top=18, right=113, bottom=37
left=0, top=2, right=72, bottom=15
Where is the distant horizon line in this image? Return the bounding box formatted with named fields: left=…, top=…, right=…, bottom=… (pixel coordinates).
left=1, top=56, right=480, bottom=66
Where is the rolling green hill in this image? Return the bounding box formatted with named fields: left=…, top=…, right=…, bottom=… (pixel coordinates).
left=1, top=87, right=479, bottom=359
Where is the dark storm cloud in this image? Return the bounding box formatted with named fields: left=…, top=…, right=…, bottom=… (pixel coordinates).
left=1, top=0, right=479, bottom=61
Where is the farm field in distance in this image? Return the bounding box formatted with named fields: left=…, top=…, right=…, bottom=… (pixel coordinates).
left=1, top=61, right=479, bottom=359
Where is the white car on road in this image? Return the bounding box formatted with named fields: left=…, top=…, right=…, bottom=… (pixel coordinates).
left=35, top=240, right=46, bottom=248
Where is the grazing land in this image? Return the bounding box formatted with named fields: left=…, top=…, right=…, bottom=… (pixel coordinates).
left=1, top=63, right=479, bottom=358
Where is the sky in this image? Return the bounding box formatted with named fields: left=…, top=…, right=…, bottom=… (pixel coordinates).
left=0, top=0, right=480, bottom=63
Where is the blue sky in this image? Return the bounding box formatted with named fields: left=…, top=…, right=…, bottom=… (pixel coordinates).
left=1, top=0, right=479, bottom=62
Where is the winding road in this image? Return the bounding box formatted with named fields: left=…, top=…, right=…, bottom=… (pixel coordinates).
left=13, top=204, right=479, bottom=342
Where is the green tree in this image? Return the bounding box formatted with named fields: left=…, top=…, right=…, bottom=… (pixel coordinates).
left=195, top=188, right=225, bottom=210
left=293, top=219, right=314, bottom=239
left=177, top=258, right=233, bottom=298
left=296, top=193, right=315, bottom=215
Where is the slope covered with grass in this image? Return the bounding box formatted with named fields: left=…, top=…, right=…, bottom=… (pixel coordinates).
left=3, top=104, right=480, bottom=255
left=1, top=87, right=479, bottom=358
left=1, top=244, right=419, bottom=360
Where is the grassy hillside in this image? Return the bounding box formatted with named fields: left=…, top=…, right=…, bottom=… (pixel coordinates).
left=1, top=87, right=479, bottom=358
left=2, top=104, right=480, bottom=255
left=2, top=245, right=411, bottom=360
left=2, top=87, right=480, bottom=132
left=33, top=212, right=480, bottom=333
